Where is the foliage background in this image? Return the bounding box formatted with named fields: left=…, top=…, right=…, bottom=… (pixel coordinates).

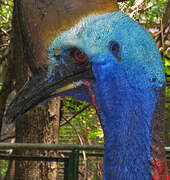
left=0, top=0, right=169, bottom=177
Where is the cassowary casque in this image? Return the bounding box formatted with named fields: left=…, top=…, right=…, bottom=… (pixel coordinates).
left=4, top=0, right=169, bottom=179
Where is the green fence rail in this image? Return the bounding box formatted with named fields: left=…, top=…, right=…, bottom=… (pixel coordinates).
left=0, top=143, right=169, bottom=180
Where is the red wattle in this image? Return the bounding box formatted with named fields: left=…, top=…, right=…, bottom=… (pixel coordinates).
left=82, top=80, right=103, bottom=127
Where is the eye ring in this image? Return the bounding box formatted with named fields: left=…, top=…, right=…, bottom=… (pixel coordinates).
left=72, top=48, right=87, bottom=62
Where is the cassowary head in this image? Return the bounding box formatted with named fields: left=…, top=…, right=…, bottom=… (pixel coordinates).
left=4, top=0, right=169, bottom=179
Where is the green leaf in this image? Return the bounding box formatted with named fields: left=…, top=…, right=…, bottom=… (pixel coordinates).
left=0, top=85, right=3, bottom=91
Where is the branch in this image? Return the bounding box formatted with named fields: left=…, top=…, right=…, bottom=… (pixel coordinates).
left=0, top=43, right=9, bottom=48
left=0, top=135, right=15, bottom=142
left=60, top=104, right=90, bottom=127
left=0, top=39, right=15, bottom=135
left=15, top=0, right=39, bottom=75
left=0, top=49, right=9, bottom=64
left=156, top=0, right=170, bottom=48
left=117, top=0, right=129, bottom=2
left=164, top=55, right=170, bottom=60
left=162, top=0, right=170, bottom=28
left=68, top=121, right=87, bottom=180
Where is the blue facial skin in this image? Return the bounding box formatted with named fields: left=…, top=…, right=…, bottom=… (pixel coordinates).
left=48, top=12, right=165, bottom=179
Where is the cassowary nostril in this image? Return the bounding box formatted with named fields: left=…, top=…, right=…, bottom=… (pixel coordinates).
left=3, top=116, right=11, bottom=124
left=17, top=97, right=25, bottom=103
left=2, top=117, right=6, bottom=122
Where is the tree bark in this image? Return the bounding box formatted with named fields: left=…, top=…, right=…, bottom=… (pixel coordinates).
left=4, top=0, right=61, bottom=179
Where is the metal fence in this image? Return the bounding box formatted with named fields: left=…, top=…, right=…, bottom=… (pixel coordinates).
left=0, top=144, right=104, bottom=180
left=0, top=143, right=169, bottom=180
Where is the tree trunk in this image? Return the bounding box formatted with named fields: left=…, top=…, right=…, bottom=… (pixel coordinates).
left=5, top=0, right=61, bottom=179
left=15, top=100, right=60, bottom=180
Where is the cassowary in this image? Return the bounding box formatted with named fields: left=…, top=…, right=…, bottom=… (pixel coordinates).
left=4, top=0, right=169, bottom=179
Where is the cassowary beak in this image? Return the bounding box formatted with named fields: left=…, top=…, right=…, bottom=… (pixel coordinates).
left=4, top=59, right=94, bottom=124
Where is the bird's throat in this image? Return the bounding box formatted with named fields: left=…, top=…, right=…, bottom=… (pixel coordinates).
left=97, top=88, right=155, bottom=179
left=92, top=71, right=159, bottom=179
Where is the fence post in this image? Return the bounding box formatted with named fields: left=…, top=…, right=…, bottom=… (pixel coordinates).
left=69, top=149, right=79, bottom=180
left=64, top=159, right=69, bottom=180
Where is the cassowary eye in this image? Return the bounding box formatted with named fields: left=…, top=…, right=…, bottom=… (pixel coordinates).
left=109, top=41, right=121, bottom=61
left=70, top=48, right=87, bottom=63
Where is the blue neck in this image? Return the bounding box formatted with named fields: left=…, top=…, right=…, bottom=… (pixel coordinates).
left=93, top=61, right=158, bottom=179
